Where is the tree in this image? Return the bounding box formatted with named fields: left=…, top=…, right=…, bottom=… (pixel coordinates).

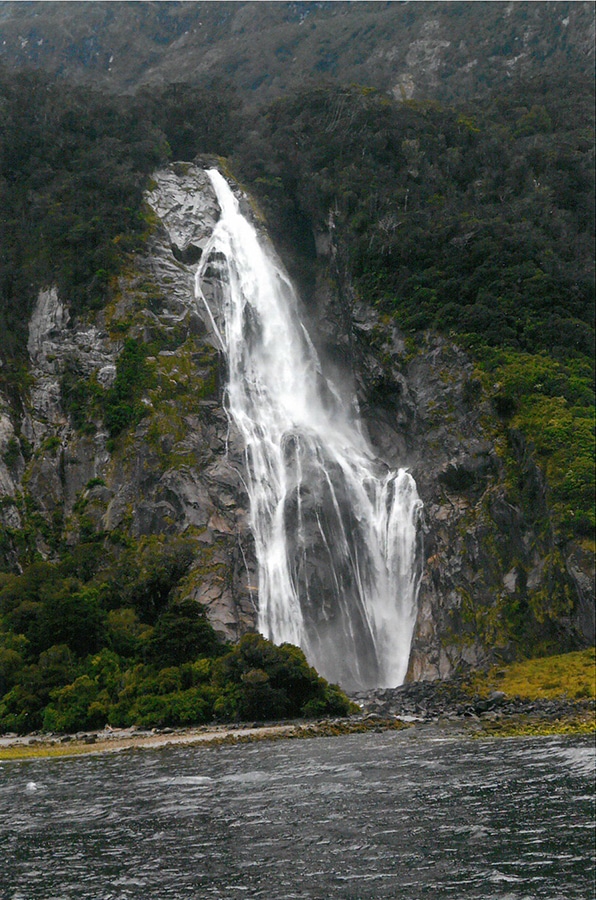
left=146, top=599, right=224, bottom=668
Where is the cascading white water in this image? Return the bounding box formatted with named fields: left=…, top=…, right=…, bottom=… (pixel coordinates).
left=196, top=169, right=423, bottom=690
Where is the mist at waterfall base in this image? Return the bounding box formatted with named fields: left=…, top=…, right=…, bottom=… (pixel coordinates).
left=197, top=170, right=422, bottom=691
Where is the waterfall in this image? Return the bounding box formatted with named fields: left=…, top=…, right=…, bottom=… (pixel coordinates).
left=196, top=169, right=422, bottom=691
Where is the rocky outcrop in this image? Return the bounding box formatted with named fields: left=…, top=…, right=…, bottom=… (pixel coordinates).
left=0, top=161, right=591, bottom=678
left=352, top=681, right=595, bottom=724
left=0, top=162, right=257, bottom=641
left=386, top=336, right=592, bottom=679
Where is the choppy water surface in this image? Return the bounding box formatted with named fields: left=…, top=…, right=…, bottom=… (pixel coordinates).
left=1, top=731, right=593, bottom=899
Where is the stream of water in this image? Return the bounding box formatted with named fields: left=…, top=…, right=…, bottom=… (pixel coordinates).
left=1, top=731, right=593, bottom=899
left=196, top=170, right=422, bottom=691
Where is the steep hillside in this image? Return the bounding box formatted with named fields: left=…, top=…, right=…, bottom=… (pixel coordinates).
left=0, top=1, right=593, bottom=106
left=0, top=155, right=592, bottom=694
left=0, top=5, right=593, bottom=726
left=234, top=81, right=594, bottom=673
left=0, top=164, right=354, bottom=733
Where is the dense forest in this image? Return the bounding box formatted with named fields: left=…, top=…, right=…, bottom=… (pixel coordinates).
left=4, top=66, right=591, bottom=534
left=240, top=79, right=594, bottom=541
left=0, top=64, right=593, bottom=732
left=0, top=536, right=352, bottom=733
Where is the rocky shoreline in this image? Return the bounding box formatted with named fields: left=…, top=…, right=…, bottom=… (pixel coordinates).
left=0, top=717, right=415, bottom=761
left=351, top=681, right=596, bottom=723
left=1, top=679, right=593, bottom=761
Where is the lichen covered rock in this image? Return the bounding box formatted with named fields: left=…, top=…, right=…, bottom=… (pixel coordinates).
left=0, top=163, right=257, bottom=642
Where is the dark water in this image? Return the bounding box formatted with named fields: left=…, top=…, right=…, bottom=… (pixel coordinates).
left=1, top=730, right=594, bottom=899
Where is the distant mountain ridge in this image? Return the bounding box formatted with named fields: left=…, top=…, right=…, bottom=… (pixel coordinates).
left=0, top=1, right=593, bottom=104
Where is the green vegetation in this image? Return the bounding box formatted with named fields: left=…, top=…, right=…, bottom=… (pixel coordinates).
left=1, top=70, right=591, bottom=539
left=0, top=542, right=352, bottom=735
left=0, top=62, right=593, bottom=708
left=479, top=350, right=594, bottom=536
left=103, top=338, right=155, bottom=441
left=0, top=70, right=162, bottom=363
left=235, top=80, right=594, bottom=542
left=60, top=360, right=104, bottom=434
left=60, top=338, right=155, bottom=444
left=61, top=326, right=216, bottom=447
left=470, top=648, right=596, bottom=702
left=477, top=715, right=595, bottom=738
left=0, top=67, right=238, bottom=372
left=463, top=649, right=596, bottom=737
left=239, top=82, right=593, bottom=356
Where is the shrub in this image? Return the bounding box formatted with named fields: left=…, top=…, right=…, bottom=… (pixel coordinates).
left=146, top=600, right=225, bottom=668
left=42, top=675, right=102, bottom=733
left=103, top=339, right=155, bottom=439
left=213, top=633, right=353, bottom=721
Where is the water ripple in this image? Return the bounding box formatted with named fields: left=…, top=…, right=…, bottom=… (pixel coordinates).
left=0, top=731, right=593, bottom=899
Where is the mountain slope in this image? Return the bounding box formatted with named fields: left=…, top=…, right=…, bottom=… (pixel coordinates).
left=0, top=4, right=592, bottom=714
left=0, top=1, right=593, bottom=105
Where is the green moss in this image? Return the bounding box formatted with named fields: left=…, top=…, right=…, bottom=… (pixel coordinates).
left=178, top=546, right=229, bottom=599
left=39, top=435, right=61, bottom=454
left=2, top=436, right=20, bottom=469
left=476, top=350, right=595, bottom=539
left=61, top=365, right=104, bottom=434
left=469, top=648, right=596, bottom=700
left=440, top=491, right=579, bottom=658
left=103, top=339, right=155, bottom=440
left=85, top=477, right=106, bottom=490
left=138, top=202, right=160, bottom=239
left=477, top=716, right=595, bottom=738
left=526, top=550, right=575, bottom=625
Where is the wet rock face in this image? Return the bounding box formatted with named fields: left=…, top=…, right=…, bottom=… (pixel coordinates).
left=0, top=163, right=257, bottom=641
left=362, top=330, right=591, bottom=680
left=1, top=162, right=591, bottom=675
left=308, top=237, right=593, bottom=682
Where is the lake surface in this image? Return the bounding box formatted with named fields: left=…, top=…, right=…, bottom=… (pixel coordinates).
left=1, top=729, right=594, bottom=899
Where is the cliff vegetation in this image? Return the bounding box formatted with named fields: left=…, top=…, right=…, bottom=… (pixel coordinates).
left=0, top=541, right=352, bottom=734
left=0, top=45, right=593, bottom=727
left=237, top=80, right=594, bottom=542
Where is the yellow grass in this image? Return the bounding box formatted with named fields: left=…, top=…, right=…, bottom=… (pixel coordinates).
left=475, top=648, right=596, bottom=700
left=0, top=743, right=94, bottom=761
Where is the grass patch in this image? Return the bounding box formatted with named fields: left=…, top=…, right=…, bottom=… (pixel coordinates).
left=0, top=742, right=95, bottom=761
left=470, top=648, right=595, bottom=700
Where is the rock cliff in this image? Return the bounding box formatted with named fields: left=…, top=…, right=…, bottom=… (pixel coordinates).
left=307, top=229, right=594, bottom=679
left=0, top=163, right=591, bottom=682
left=0, top=163, right=258, bottom=641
